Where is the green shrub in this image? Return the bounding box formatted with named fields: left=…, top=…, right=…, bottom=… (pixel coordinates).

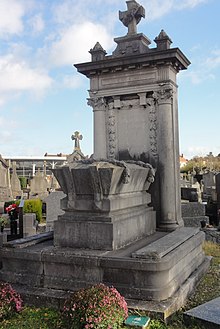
left=0, top=283, right=22, bottom=320
left=23, top=199, right=42, bottom=222
left=62, top=283, right=128, bottom=329
left=18, top=177, right=27, bottom=189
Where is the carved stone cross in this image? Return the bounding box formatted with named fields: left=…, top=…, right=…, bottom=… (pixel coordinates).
left=71, top=131, right=83, bottom=151
left=119, top=0, right=145, bottom=35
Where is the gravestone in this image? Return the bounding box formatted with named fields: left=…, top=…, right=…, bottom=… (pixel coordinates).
left=203, top=171, right=216, bottom=200
left=30, top=169, right=49, bottom=199
left=76, top=1, right=189, bottom=231
left=10, top=162, right=22, bottom=199
left=184, top=297, right=220, bottom=328
left=45, top=191, right=65, bottom=231
left=23, top=213, right=37, bottom=237
left=0, top=155, right=12, bottom=202
left=0, top=0, right=210, bottom=318
left=182, top=202, right=209, bottom=227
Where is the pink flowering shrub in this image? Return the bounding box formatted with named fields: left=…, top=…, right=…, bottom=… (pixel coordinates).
left=0, top=282, right=22, bottom=319
left=62, top=283, right=128, bottom=329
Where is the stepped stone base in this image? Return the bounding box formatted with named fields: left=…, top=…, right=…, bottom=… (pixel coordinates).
left=12, top=255, right=210, bottom=320
left=0, top=227, right=210, bottom=318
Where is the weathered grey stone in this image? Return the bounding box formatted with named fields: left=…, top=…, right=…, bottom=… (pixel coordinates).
left=182, top=202, right=206, bottom=217
left=132, top=227, right=200, bottom=259
left=4, top=231, right=53, bottom=248
left=23, top=213, right=37, bottom=237
left=202, top=227, right=220, bottom=244
left=0, top=228, right=210, bottom=303
left=184, top=297, right=220, bottom=328
left=0, top=1, right=210, bottom=317
left=181, top=202, right=209, bottom=227
left=10, top=162, right=22, bottom=199
left=0, top=232, right=7, bottom=246
left=75, top=11, right=190, bottom=231
left=45, top=191, right=65, bottom=231
left=0, top=155, right=12, bottom=202
left=30, top=169, right=49, bottom=199
left=181, top=187, right=198, bottom=202
left=53, top=161, right=156, bottom=250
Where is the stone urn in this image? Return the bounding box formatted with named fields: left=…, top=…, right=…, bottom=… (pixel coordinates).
left=52, top=160, right=156, bottom=250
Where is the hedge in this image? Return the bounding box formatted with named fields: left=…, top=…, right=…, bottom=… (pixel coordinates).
left=23, top=199, right=42, bottom=222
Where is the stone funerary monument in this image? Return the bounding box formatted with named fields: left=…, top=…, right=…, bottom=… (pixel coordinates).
left=0, top=1, right=210, bottom=317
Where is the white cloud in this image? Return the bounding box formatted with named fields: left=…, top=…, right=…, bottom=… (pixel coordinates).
left=182, top=70, right=215, bottom=85
left=62, top=74, right=84, bottom=89
left=176, top=0, right=208, bottom=9
left=0, top=0, right=26, bottom=37
left=28, top=13, right=45, bottom=33
left=205, top=50, right=220, bottom=70
left=142, top=0, right=209, bottom=21
left=0, top=55, right=53, bottom=94
left=49, top=21, right=113, bottom=67
left=179, top=47, right=220, bottom=85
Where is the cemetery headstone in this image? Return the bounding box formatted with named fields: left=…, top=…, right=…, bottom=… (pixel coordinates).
left=30, top=169, right=49, bottom=199
left=0, top=155, right=12, bottom=202
left=10, top=161, right=22, bottom=199
left=23, top=213, right=37, bottom=237
left=0, top=1, right=211, bottom=318
left=45, top=191, right=65, bottom=231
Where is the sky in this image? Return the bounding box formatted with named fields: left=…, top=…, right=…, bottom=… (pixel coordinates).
left=0, top=0, right=219, bottom=160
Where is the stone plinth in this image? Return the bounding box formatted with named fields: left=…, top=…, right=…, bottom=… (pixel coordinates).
left=0, top=227, right=210, bottom=311
left=53, top=160, right=156, bottom=250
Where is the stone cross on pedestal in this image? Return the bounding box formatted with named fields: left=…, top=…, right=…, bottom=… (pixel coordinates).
left=71, top=131, right=83, bottom=151
left=119, top=0, right=145, bottom=35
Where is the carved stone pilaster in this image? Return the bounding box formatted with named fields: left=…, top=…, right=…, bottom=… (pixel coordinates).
left=107, top=101, right=117, bottom=159
left=88, top=96, right=107, bottom=159
left=146, top=96, right=157, bottom=157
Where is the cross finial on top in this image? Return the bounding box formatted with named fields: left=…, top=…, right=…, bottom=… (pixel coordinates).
left=71, top=131, right=83, bottom=151
left=119, top=0, right=145, bottom=36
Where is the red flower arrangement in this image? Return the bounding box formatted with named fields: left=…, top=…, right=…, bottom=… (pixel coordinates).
left=5, top=204, right=18, bottom=214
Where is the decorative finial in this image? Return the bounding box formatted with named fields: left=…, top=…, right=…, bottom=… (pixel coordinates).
left=71, top=131, right=83, bottom=151
left=154, top=29, right=172, bottom=50
left=89, top=42, right=107, bottom=62
left=119, top=0, right=145, bottom=36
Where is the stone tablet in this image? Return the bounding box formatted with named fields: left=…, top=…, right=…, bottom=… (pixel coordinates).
left=184, top=297, right=220, bottom=328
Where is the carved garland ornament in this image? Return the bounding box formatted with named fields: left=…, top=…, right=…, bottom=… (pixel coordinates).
left=146, top=95, right=157, bottom=157
left=79, top=158, right=155, bottom=185
left=107, top=101, right=117, bottom=159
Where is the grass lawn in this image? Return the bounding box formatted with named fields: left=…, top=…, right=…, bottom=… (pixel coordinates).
left=0, top=241, right=219, bottom=329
